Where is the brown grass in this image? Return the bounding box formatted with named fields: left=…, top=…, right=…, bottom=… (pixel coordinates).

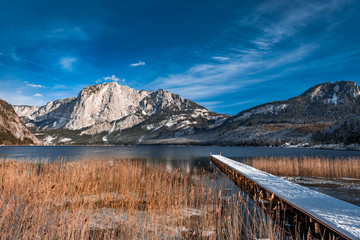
left=0, top=158, right=286, bottom=239
left=241, top=156, right=360, bottom=179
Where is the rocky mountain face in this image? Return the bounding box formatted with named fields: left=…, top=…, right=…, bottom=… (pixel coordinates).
left=210, top=81, right=360, bottom=146
left=15, top=82, right=228, bottom=145
left=13, top=81, right=360, bottom=146
left=0, top=99, right=41, bottom=145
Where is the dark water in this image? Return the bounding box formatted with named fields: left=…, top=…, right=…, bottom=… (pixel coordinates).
left=1, top=145, right=359, bottom=173
left=1, top=145, right=359, bottom=161
left=1, top=145, right=359, bottom=205
left=1, top=145, right=360, bottom=175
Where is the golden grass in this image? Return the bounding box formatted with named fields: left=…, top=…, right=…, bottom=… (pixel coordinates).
left=0, top=158, right=285, bottom=239
left=241, top=156, right=360, bottom=179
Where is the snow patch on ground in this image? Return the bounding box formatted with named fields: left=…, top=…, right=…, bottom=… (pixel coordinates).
left=25, top=123, right=35, bottom=128
left=331, top=93, right=338, bottom=105
left=59, top=138, right=72, bottom=143
left=138, top=135, right=144, bottom=143
left=209, top=118, right=227, bottom=129
left=110, top=122, right=116, bottom=133
left=326, top=93, right=338, bottom=105
left=234, top=104, right=288, bottom=121
left=43, top=135, right=57, bottom=145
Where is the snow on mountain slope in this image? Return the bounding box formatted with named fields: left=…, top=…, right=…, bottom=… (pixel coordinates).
left=13, top=105, right=39, bottom=119
left=15, top=80, right=360, bottom=146
left=14, top=82, right=228, bottom=144
left=66, top=83, right=144, bottom=130
left=213, top=81, right=360, bottom=146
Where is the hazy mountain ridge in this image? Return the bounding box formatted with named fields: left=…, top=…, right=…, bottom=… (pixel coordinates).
left=0, top=99, right=41, bottom=145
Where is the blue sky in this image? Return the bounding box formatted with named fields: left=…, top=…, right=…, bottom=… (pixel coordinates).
left=0, top=0, right=359, bottom=115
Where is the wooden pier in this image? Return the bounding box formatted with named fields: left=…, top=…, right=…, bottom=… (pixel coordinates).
left=210, top=154, right=360, bottom=240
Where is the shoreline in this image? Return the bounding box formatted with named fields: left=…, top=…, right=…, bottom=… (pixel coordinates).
left=1, top=142, right=360, bottom=152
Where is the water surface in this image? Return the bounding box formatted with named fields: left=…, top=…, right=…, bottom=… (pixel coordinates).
left=1, top=145, right=359, bottom=206
left=1, top=145, right=359, bottom=161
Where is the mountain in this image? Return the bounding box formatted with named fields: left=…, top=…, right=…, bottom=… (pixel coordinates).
left=15, top=82, right=228, bottom=145
left=14, top=81, right=360, bottom=147
left=210, top=81, right=360, bottom=146
left=0, top=99, right=41, bottom=145
left=312, top=116, right=360, bottom=145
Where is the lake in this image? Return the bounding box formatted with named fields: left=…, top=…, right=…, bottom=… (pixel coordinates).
left=1, top=145, right=359, bottom=206
left=1, top=145, right=360, bottom=161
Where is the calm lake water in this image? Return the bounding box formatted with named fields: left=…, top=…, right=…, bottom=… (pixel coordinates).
left=1, top=145, right=360, bottom=161
left=1, top=145, right=359, bottom=206
left=1, top=145, right=359, bottom=174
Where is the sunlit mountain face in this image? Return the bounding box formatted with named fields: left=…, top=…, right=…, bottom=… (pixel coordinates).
left=12, top=81, right=360, bottom=146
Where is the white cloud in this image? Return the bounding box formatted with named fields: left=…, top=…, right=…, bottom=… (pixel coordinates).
left=34, top=93, right=42, bottom=97
left=96, top=75, right=125, bottom=83
left=104, top=75, right=120, bottom=81
left=212, top=56, right=230, bottom=61
left=27, top=83, right=44, bottom=88
left=60, top=57, right=77, bottom=71
left=130, top=61, right=146, bottom=67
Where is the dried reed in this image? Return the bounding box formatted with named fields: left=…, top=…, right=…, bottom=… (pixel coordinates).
left=241, top=156, right=360, bottom=179
left=0, top=157, right=284, bottom=239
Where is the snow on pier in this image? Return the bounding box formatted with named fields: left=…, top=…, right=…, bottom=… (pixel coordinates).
left=211, top=155, right=360, bottom=240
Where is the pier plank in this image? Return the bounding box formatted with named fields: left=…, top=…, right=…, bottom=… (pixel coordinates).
left=211, top=155, right=360, bottom=240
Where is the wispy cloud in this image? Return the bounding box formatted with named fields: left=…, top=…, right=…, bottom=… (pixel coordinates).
left=212, top=56, right=230, bottom=61
left=151, top=0, right=351, bottom=107
left=224, top=100, right=255, bottom=108
left=11, top=53, right=19, bottom=61
left=196, top=101, right=224, bottom=111
left=27, top=83, right=44, bottom=88
left=249, top=0, right=351, bottom=49
left=130, top=61, right=146, bottom=67
left=48, top=26, right=88, bottom=40
left=96, top=75, right=125, bottom=83
left=33, top=93, right=42, bottom=97
left=0, top=53, right=60, bottom=80
left=153, top=43, right=315, bottom=101
left=60, top=57, right=77, bottom=71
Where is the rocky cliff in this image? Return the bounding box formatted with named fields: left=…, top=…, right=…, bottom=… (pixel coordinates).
left=14, top=81, right=360, bottom=146
left=0, top=99, right=41, bottom=145
left=15, top=82, right=228, bottom=145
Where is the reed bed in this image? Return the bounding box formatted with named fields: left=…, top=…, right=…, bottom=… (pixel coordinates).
left=241, top=156, right=360, bottom=179
left=0, top=157, right=287, bottom=239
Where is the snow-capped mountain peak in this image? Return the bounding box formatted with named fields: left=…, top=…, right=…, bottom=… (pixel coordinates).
left=303, top=81, right=360, bottom=103
left=14, top=82, right=228, bottom=144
